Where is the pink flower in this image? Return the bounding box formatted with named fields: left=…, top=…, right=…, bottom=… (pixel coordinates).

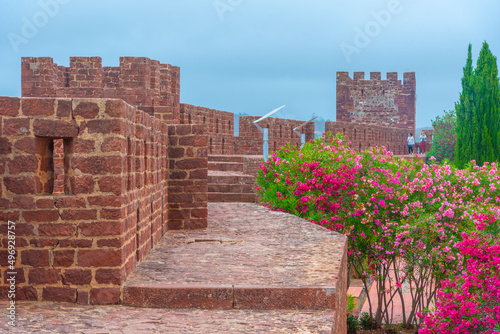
left=443, top=209, right=454, bottom=219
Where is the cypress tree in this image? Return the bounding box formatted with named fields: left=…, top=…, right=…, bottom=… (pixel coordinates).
left=455, top=44, right=474, bottom=168
left=475, top=42, right=500, bottom=164
left=455, top=42, right=500, bottom=167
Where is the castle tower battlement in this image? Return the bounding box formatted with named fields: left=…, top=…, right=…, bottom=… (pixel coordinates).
left=336, top=71, right=416, bottom=133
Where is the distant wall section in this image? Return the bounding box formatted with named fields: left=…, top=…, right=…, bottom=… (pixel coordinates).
left=236, top=116, right=314, bottom=155
left=325, top=121, right=408, bottom=155
left=180, top=104, right=234, bottom=155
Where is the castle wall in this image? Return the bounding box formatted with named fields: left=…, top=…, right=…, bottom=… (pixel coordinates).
left=180, top=104, right=234, bottom=155
left=21, top=57, right=181, bottom=124
left=235, top=116, right=315, bottom=155
left=336, top=72, right=416, bottom=134
left=1, top=56, right=417, bottom=310
left=167, top=124, right=208, bottom=229
left=0, top=97, right=207, bottom=304
left=325, top=121, right=409, bottom=155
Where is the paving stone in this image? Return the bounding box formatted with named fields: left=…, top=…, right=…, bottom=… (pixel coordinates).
left=208, top=155, right=246, bottom=163
left=208, top=162, right=244, bottom=172
left=0, top=301, right=334, bottom=333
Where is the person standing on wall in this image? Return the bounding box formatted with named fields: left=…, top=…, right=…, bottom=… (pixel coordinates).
left=407, top=133, right=414, bottom=155
left=420, top=131, right=427, bottom=153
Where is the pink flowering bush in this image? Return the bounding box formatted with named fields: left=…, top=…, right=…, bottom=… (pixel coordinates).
left=256, top=132, right=362, bottom=227
left=419, top=214, right=500, bottom=334
left=257, top=133, right=500, bottom=330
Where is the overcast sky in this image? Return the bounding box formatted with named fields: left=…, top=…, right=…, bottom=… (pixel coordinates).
left=1, top=0, right=499, bottom=128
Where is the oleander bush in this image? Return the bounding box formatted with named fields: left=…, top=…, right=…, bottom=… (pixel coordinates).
left=419, top=224, right=500, bottom=334
left=257, top=132, right=500, bottom=331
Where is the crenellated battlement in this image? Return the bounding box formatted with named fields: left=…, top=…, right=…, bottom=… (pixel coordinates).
left=336, top=71, right=415, bottom=85
left=336, top=71, right=416, bottom=133
left=21, top=57, right=181, bottom=123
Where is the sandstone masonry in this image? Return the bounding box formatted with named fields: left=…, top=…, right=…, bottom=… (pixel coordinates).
left=335, top=71, right=416, bottom=144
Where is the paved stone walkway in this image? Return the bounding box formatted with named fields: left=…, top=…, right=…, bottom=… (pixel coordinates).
left=1, top=302, right=333, bottom=333
left=2, top=203, right=347, bottom=333
left=126, top=203, right=344, bottom=286
left=123, top=203, right=346, bottom=312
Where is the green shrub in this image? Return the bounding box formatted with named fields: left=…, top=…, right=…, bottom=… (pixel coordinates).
left=347, top=314, right=360, bottom=334
left=427, top=109, right=456, bottom=163
left=359, top=312, right=377, bottom=330
left=347, top=294, right=356, bottom=313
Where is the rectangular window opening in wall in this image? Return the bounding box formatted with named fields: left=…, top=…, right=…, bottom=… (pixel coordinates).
left=38, top=138, right=73, bottom=195
left=54, top=138, right=73, bottom=195
left=64, top=70, right=70, bottom=87
left=39, top=138, right=54, bottom=194
left=53, top=139, right=64, bottom=195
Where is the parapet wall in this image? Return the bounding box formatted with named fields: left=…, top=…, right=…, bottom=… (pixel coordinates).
left=167, top=124, right=208, bottom=229
left=325, top=121, right=409, bottom=155
left=180, top=104, right=234, bottom=155
left=180, top=105, right=318, bottom=157
left=0, top=96, right=207, bottom=304
left=21, top=58, right=420, bottom=160
left=21, top=57, right=181, bottom=124
left=336, top=72, right=416, bottom=134
left=236, top=116, right=315, bottom=155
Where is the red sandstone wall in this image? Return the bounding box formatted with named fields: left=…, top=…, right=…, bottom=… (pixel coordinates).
left=21, top=57, right=322, bottom=159
left=167, top=124, right=208, bottom=229
left=180, top=104, right=234, bottom=155
left=336, top=72, right=416, bottom=134
left=21, top=57, right=181, bottom=124
left=235, top=116, right=314, bottom=155
left=325, top=121, right=409, bottom=155
left=0, top=97, right=207, bottom=304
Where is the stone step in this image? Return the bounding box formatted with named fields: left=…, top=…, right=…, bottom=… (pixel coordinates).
left=208, top=183, right=255, bottom=194
left=207, top=171, right=257, bottom=203
left=124, top=284, right=336, bottom=310
left=208, top=161, right=244, bottom=172
left=207, top=172, right=255, bottom=185
left=122, top=203, right=347, bottom=331
left=208, top=192, right=257, bottom=203
left=208, top=154, right=247, bottom=163
left=4, top=301, right=336, bottom=333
